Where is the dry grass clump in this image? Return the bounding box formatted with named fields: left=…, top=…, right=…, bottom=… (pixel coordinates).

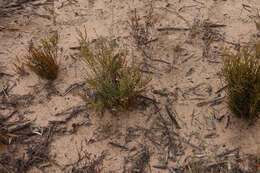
left=23, top=32, right=59, bottom=80
left=77, top=28, right=151, bottom=115
left=223, top=42, right=260, bottom=121
left=12, top=56, right=27, bottom=76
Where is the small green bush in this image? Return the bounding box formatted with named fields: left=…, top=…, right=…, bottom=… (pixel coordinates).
left=77, top=28, right=151, bottom=115
left=223, top=43, right=260, bottom=121
left=24, top=32, right=59, bottom=80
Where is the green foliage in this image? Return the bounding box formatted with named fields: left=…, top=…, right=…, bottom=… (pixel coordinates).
left=223, top=43, right=260, bottom=121
left=77, top=28, right=151, bottom=115
left=24, top=32, right=59, bottom=80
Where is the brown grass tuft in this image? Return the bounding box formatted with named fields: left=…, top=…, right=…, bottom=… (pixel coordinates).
left=23, top=32, right=59, bottom=80
left=223, top=42, right=260, bottom=121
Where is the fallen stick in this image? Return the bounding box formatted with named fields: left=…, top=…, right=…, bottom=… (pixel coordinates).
left=204, top=132, right=217, bottom=139
left=215, top=85, right=227, bottom=94
left=2, top=110, right=17, bottom=121
left=0, top=72, right=14, bottom=77
left=157, top=26, right=190, bottom=31
left=9, top=122, right=31, bottom=133
left=70, top=46, right=81, bottom=50
left=165, top=105, right=181, bottom=129
left=180, top=136, right=203, bottom=151
left=192, top=0, right=205, bottom=5
left=152, top=89, right=168, bottom=97
left=144, top=38, right=158, bottom=45
left=51, top=105, right=88, bottom=125
left=108, top=142, right=128, bottom=150
left=211, top=114, right=216, bottom=130
left=197, top=96, right=225, bottom=107
left=150, top=58, right=171, bottom=65
left=225, top=115, right=230, bottom=128
left=138, top=95, right=160, bottom=104
left=207, top=23, right=226, bottom=28
left=60, top=81, right=85, bottom=96
left=4, top=0, right=37, bottom=8
left=217, top=148, right=239, bottom=158
left=139, top=69, right=155, bottom=74
left=171, top=131, right=203, bottom=151
left=153, top=165, right=168, bottom=169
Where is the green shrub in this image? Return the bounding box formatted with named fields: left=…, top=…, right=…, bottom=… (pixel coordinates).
left=77, top=28, right=151, bottom=115
left=24, top=32, right=59, bottom=80
left=223, top=43, right=260, bottom=121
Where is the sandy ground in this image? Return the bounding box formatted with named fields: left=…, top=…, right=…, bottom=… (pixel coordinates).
left=1, top=0, right=260, bottom=172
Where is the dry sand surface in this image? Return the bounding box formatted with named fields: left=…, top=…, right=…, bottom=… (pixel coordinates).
left=1, top=0, right=260, bottom=172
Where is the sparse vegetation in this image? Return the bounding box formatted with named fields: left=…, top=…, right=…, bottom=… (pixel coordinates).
left=23, top=32, right=59, bottom=80
left=128, top=5, right=156, bottom=48
left=77, top=28, right=151, bottom=115
left=223, top=42, right=260, bottom=121
left=3, top=1, right=260, bottom=172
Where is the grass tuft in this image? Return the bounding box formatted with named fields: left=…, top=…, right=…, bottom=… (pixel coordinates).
left=24, top=32, right=59, bottom=80
left=223, top=42, right=260, bottom=121
left=77, top=28, right=151, bottom=115
left=13, top=56, right=27, bottom=76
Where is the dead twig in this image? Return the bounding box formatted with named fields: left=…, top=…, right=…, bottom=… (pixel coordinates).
left=152, top=165, right=168, bottom=169
left=157, top=26, right=190, bottom=31
left=60, top=81, right=85, bottom=96
left=8, top=121, right=31, bottom=133
left=225, top=115, right=230, bottom=129
left=150, top=58, right=171, bottom=64
left=0, top=72, right=14, bottom=78
left=197, top=96, right=226, bottom=107
left=50, top=105, right=89, bottom=125
left=165, top=105, right=181, bottom=129
left=207, top=23, right=226, bottom=28
left=0, top=110, right=17, bottom=122
left=152, top=89, right=168, bottom=97
left=215, top=85, right=227, bottom=94
left=108, top=142, right=128, bottom=151
left=138, top=95, right=160, bottom=104
left=216, top=148, right=239, bottom=158
left=171, top=131, right=203, bottom=151
left=144, top=38, right=158, bottom=45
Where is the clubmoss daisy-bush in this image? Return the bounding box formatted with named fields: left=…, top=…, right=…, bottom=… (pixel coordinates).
left=77, top=28, right=151, bottom=115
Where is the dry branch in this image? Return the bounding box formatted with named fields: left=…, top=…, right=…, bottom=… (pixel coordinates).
left=165, top=105, right=181, bottom=129
left=157, top=26, right=190, bottom=31
left=197, top=96, right=226, bottom=107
